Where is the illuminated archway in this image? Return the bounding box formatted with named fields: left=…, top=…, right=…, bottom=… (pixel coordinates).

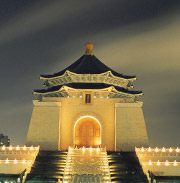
left=74, top=116, right=101, bottom=147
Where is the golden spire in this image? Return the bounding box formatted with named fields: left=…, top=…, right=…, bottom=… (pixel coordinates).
left=84, top=42, right=93, bottom=55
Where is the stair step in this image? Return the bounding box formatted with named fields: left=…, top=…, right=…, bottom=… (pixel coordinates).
left=26, top=150, right=67, bottom=182
left=107, top=151, right=147, bottom=183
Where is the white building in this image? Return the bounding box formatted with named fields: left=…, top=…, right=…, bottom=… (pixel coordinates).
left=26, top=43, right=149, bottom=151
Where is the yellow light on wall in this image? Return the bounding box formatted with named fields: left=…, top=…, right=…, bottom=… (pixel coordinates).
left=174, top=160, right=178, bottom=166
left=5, top=158, right=9, bottom=164
left=82, top=146, right=85, bottom=151
left=162, top=147, right=166, bottom=152
left=141, top=147, right=144, bottom=152
left=143, top=160, right=180, bottom=166
left=135, top=147, right=139, bottom=152
left=9, top=146, right=13, bottom=150
left=148, top=147, right=151, bottom=152
left=14, top=159, right=17, bottom=164
left=89, top=147, right=92, bottom=151
left=155, top=147, right=159, bottom=152
left=157, top=160, right=160, bottom=166
left=165, top=160, right=169, bottom=166
left=0, top=145, right=39, bottom=152
left=22, top=159, right=26, bottom=164
left=68, top=146, right=72, bottom=151
left=148, top=160, right=152, bottom=165
left=136, top=147, right=180, bottom=154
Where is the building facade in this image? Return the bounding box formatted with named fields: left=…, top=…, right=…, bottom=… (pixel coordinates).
left=26, top=43, right=148, bottom=151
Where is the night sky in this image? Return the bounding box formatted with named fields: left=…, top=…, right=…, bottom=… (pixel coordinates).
left=0, top=0, right=180, bottom=147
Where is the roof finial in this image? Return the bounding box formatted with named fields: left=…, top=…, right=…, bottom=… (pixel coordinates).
left=85, top=42, right=93, bottom=55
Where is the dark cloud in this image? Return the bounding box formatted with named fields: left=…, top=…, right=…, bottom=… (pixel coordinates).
left=0, top=0, right=180, bottom=146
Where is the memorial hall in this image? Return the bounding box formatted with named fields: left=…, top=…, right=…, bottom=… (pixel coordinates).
left=0, top=43, right=180, bottom=183
left=26, top=42, right=148, bottom=152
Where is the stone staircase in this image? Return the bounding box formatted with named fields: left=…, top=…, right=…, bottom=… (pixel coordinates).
left=63, top=147, right=111, bottom=183
left=107, top=151, right=148, bottom=183
left=26, top=150, right=67, bottom=183
left=25, top=149, right=147, bottom=183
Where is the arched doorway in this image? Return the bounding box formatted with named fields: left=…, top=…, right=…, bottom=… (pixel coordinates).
left=74, top=116, right=101, bottom=147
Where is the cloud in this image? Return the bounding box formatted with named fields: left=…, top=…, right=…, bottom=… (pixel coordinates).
left=0, top=1, right=105, bottom=44
left=1, top=0, right=180, bottom=45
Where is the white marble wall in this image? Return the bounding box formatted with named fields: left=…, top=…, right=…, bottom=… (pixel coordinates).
left=115, top=102, right=149, bottom=151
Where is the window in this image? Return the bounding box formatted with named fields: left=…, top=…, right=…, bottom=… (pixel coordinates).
left=85, top=94, right=91, bottom=103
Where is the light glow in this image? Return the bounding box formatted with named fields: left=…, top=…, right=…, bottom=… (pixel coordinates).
left=155, top=147, right=159, bottom=152
left=135, top=147, right=180, bottom=153
left=162, top=147, right=166, bottom=152
left=5, top=159, right=9, bottom=164
left=148, top=147, right=151, bottom=152
left=0, top=145, right=39, bottom=153
left=16, top=146, right=20, bottom=150
left=135, top=147, right=139, bottom=152
left=157, top=160, right=160, bottom=166
left=35, top=146, right=40, bottom=151
left=74, top=115, right=101, bottom=146
left=141, top=147, right=144, bottom=152
left=30, top=146, right=34, bottom=151
left=14, top=159, right=17, bottom=164
left=165, top=160, right=169, bottom=166
left=174, top=160, right=178, bottom=166
left=74, top=115, right=101, bottom=129
left=169, top=147, right=173, bottom=152
left=22, top=159, right=26, bottom=164
left=148, top=160, right=152, bottom=165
